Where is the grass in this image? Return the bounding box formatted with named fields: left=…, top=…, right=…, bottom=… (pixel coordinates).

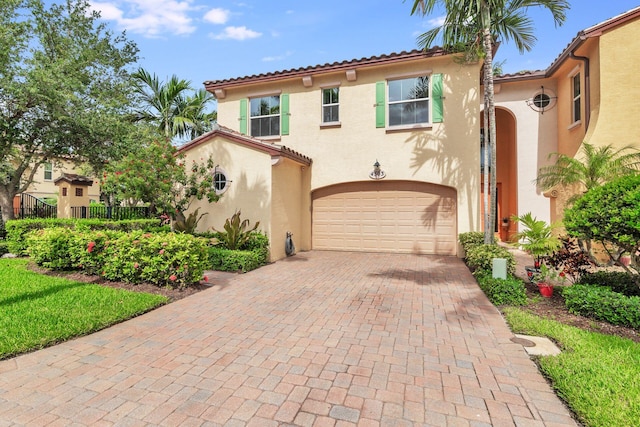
left=0, top=258, right=168, bottom=360
left=503, top=307, right=640, bottom=427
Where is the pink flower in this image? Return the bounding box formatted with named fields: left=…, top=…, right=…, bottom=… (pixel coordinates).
left=162, top=242, right=168, bottom=246
left=133, top=263, right=139, bottom=269
left=159, top=249, right=165, bottom=255
left=202, top=276, right=208, bottom=282
left=169, top=274, right=177, bottom=281
left=87, top=241, right=96, bottom=253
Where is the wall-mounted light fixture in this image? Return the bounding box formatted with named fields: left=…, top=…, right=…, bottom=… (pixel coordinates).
left=369, top=160, right=386, bottom=180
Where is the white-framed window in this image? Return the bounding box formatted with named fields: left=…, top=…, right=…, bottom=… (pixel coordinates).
left=44, top=162, right=53, bottom=181
left=250, top=95, right=280, bottom=137
left=571, top=73, right=581, bottom=123
left=322, top=88, right=339, bottom=123
left=212, top=166, right=229, bottom=195
left=388, top=76, right=430, bottom=126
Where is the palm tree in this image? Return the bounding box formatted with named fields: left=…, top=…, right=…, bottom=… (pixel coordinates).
left=410, top=0, right=569, bottom=244
left=535, top=142, right=640, bottom=194
left=131, top=68, right=215, bottom=140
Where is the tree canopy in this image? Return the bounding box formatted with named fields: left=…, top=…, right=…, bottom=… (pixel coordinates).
left=0, top=0, right=139, bottom=221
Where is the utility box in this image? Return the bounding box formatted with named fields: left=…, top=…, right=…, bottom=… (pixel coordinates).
left=55, top=174, right=93, bottom=219
left=492, top=258, right=507, bottom=279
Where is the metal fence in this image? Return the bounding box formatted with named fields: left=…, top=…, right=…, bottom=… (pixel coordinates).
left=16, top=194, right=57, bottom=219
left=72, top=205, right=151, bottom=220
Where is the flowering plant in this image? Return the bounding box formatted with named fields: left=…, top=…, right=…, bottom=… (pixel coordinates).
left=533, top=263, right=567, bottom=286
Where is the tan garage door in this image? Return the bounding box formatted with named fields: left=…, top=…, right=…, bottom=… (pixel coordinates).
left=312, top=181, right=457, bottom=255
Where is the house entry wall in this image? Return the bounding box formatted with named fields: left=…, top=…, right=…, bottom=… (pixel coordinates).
left=312, top=181, right=457, bottom=255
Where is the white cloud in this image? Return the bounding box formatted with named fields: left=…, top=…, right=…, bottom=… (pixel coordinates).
left=203, top=8, right=229, bottom=24
left=427, top=16, right=446, bottom=28
left=210, top=26, right=262, bottom=41
left=89, top=0, right=196, bottom=37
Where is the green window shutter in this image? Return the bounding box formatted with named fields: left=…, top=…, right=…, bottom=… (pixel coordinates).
left=281, top=93, right=290, bottom=135
left=375, top=81, right=385, bottom=128
left=239, top=98, right=248, bottom=134
left=432, top=73, right=443, bottom=123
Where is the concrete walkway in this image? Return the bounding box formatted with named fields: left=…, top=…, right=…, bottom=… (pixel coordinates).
left=0, top=251, right=576, bottom=426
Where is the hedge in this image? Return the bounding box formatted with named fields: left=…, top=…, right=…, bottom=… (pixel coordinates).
left=475, top=272, right=527, bottom=306
left=564, top=284, right=640, bottom=330
left=465, top=244, right=516, bottom=276
left=577, top=271, right=640, bottom=297
left=6, top=218, right=168, bottom=255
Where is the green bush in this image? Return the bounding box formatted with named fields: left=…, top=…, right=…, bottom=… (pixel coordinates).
left=465, top=244, right=515, bottom=276
left=458, top=232, right=485, bottom=251
left=240, top=232, right=269, bottom=251
left=0, top=241, right=8, bottom=257
left=26, top=229, right=208, bottom=288
left=208, top=246, right=267, bottom=273
left=577, top=271, right=640, bottom=297
left=5, top=218, right=167, bottom=255
left=564, top=284, right=640, bottom=330
left=475, top=273, right=527, bottom=306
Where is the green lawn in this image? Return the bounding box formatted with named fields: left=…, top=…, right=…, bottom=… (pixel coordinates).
left=0, top=258, right=168, bottom=359
left=504, top=307, right=640, bottom=427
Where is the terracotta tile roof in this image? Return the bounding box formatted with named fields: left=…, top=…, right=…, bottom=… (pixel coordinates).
left=494, top=69, right=546, bottom=83
left=204, top=47, right=447, bottom=90
left=177, top=125, right=312, bottom=166
left=54, top=173, right=94, bottom=186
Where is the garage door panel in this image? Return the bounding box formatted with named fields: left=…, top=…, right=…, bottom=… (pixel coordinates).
left=312, top=181, right=457, bottom=255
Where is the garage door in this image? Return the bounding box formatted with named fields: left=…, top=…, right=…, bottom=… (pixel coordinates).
left=312, top=181, right=457, bottom=255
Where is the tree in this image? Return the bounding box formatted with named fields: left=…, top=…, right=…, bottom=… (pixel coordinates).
left=131, top=68, right=216, bottom=141
left=564, top=174, right=640, bottom=273
left=101, top=139, right=219, bottom=227
left=410, top=0, right=569, bottom=243
left=535, top=143, right=640, bottom=195
left=0, top=0, right=138, bottom=221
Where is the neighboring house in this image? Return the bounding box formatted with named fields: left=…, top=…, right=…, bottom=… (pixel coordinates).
left=179, top=48, right=483, bottom=260
left=182, top=6, right=640, bottom=261
left=492, top=6, right=640, bottom=238
left=23, top=159, right=100, bottom=202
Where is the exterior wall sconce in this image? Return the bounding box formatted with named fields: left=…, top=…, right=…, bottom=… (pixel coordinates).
left=369, top=160, right=386, bottom=180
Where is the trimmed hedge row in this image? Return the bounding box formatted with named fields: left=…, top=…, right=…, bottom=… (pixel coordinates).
left=475, top=272, right=527, bottom=306
left=208, top=247, right=269, bottom=273
left=577, top=271, right=640, bottom=297
left=564, top=284, right=640, bottom=330
left=466, top=244, right=516, bottom=277
left=6, top=218, right=168, bottom=255
left=26, top=228, right=208, bottom=288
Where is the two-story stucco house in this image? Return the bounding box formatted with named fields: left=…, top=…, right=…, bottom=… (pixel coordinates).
left=179, top=48, right=482, bottom=260
left=181, top=6, right=640, bottom=262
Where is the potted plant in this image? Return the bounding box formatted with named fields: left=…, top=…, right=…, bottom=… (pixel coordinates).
left=532, top=264, right=567, bottom=298
left=511, top=212, right=562, bottom=281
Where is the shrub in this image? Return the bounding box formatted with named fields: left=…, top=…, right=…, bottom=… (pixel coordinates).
left=5, top=218, right=167, bottom=255
left=465, top=244, right=515, bottom=276
left=208, top=246, right=267, bottom=273
left=577, top=271, right=640, bottom=297
left=475, top=273, right=527, bottom=306
left=0, top=241, right=8, bottom=257
left=26, top=229, right=208, bottom=288
left=564, top=284, right=640, bottom=330
left=214, top=211, right=260, bottom=250
left=458, top=232, right=485, bottom=251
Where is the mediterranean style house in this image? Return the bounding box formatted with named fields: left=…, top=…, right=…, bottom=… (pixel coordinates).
left=180, top=5, right=640, bottom=261
left=24, top=160, right=100, bottom=202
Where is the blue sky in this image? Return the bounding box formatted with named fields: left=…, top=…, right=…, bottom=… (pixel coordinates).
left=85, top=1, right=640, bottom=87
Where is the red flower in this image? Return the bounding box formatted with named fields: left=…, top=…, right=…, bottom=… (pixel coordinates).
left=133, top=263, right=139, bottom=269
left=169, top=274, right=177, bottom=281
left=559, top=272, right=566, bottom=277
left=159, top=249, right=165, bottom=255
left=87, top=241, right=96, bottom=253
left=202, top=275, right=208, bottom=282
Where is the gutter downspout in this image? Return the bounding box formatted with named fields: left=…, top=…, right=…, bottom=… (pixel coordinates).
left=569, top=48, right=590, bottom=131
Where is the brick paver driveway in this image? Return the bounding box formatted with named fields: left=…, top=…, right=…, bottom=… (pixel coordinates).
left=0, top=251, right=576, bottom=426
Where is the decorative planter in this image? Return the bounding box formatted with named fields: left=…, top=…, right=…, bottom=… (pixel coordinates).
left=537, top=282, right=554, bottom=298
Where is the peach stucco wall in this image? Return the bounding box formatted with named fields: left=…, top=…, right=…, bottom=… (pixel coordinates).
left=216, top=54, right=482, bottom=244
left=27, top=160, right=100, bottom=201
left=181, top=135, right=274, bottom=243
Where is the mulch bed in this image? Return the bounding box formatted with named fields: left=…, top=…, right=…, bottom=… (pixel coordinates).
left=521, top=280, right=640, bottom=343
left=28, top=262, right=210, bottom=303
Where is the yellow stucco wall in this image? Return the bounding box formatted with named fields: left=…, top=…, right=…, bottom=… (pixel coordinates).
left=216, top=54, right=482, bottom=240
left=270, top=158, right=310, bottom=260
left=180, top=134, right=274, bottom=248
left=27, top=160, right=101, bottom=201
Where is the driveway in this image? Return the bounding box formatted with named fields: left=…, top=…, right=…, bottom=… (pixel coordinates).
left=0, top=251, right=576, bottom=426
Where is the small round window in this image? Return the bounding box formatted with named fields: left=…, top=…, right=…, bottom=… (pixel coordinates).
left=213, top=166, right=229, bottom=195
left=528, top=88, right=557, bottom=113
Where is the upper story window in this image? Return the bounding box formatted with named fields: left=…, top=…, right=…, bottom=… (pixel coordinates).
left=44, top=162, right=53, bottom=181
left=250, top=95, right=280, bottom=137
left=388, top=76, right=430, bottom=126
left=572, top=73, right=581, bottom=123
left=322, top=88, right=339, bottom=123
